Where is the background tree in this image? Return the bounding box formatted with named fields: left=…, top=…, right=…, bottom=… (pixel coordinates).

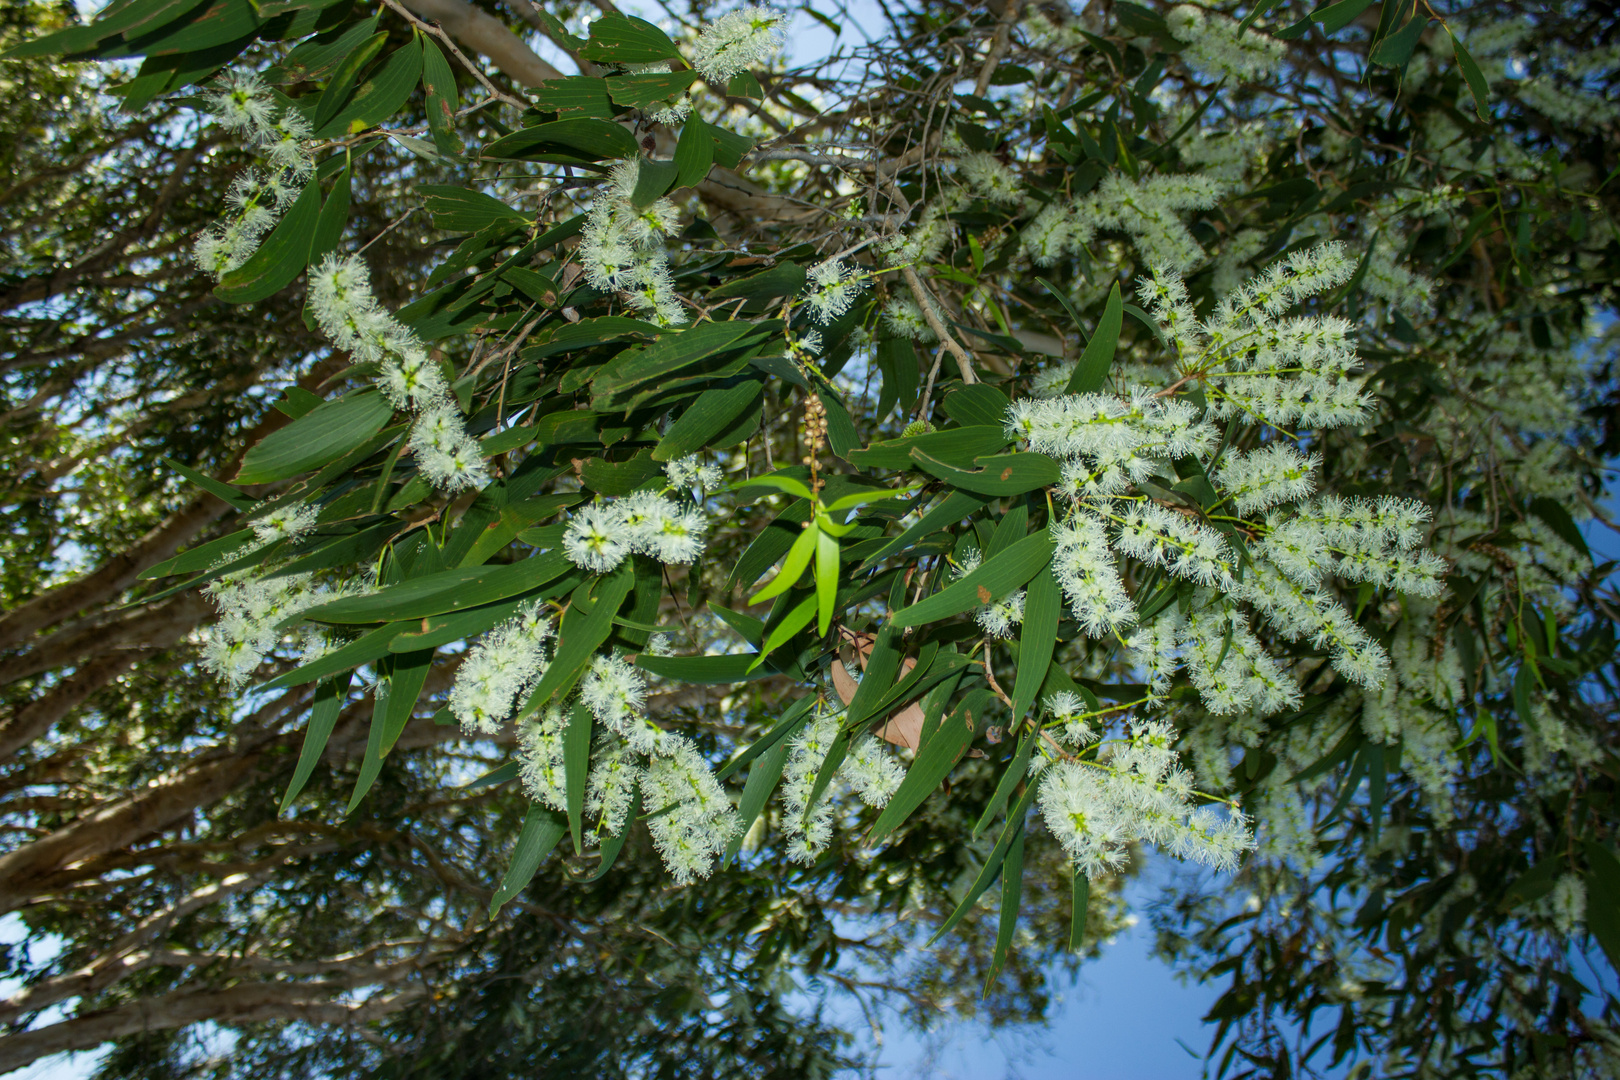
left=2, top=0, right=1618, bottom=1077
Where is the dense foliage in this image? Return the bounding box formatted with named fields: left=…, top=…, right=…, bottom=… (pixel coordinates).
left=3, top=0, right=1620, bottom=1076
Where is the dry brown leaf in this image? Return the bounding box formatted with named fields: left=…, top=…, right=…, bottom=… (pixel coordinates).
left=831, top=630, right=925, bottom=751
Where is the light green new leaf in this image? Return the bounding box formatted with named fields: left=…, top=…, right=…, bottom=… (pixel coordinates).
left=815, top=527, right=840, bottom=637
left=748, top=592, right=817, bottom=671
left=749, top=518, right=819, bottom=605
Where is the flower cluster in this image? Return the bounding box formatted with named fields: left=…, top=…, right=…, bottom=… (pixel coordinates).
left=779, top=706, right=904, bottom=864
left=1024, top=173, right=1225, bottom=271
left=801, top=259, right=865, bottom=324
left=562, top=490, right=709, bottom=574
left=201, top=571, right=332, bottom=688
left=1037, top=714, right=1255, bottom=877
left=308, top=255, right=489, bottom=492
left=1166, top=4, right=1286, bottom=82
left=193, top=73, right=314, bottom=278
left=517, top=653, right=742, bottom=884
left=449, top=601, right=554, bottom=733
left=578, top=159, right=686, bottom=326
left=1002, top=253, right=1448, bottom=716
left=662, top=454, right=725, bottom=496
left=690, top=5, right=783, bottom=85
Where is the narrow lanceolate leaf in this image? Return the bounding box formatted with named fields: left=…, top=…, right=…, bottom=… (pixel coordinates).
left=234, top=391, right=394, bottom=484
left=749, top=591, right=817, bottom=671
left=927, top=782, right=1040, bottom=945
left=214, top=176, right=321, bottom=304
left=347, top=648, right=433, bottom=815
left=1585, top=842, right=1620, bottom=975
left=973, top=728, right=1036, bottom=840
left=985, top=828, right=1026, bottom=990
left=653, top=379, right=764, bottom=461
left=717, top=695, right=816, bottom=781
left=1449, top=30, right=1491, bottom=121
left=1010, top=566, right=1061, bottom=725
left=859, top=490, right=989, bottom=570
left=1065, top=281, right=1122, bottom=394
left=580, top=778, right=637, bottom=882
left=749, top=518, right=819, bottom=605
left=579, top=12, right=681, bottom=63
left=260, top=623, right=408, bottom=691
left=564, top=702, right=593, bottom=855
left=815, top=528, right=840, bottom=637
left=868, top=688, right=992, bottom=843
left=489, top=805, right=569, bottom=917
left=842, top=623, right=902, bottom=730
left=301, top=551, right=570, bottom=624
left=1070, top=870, right=1090, bottom=951
left=891, top=530, right=1055, bottom=627
left=592, top=320, right=763, bottom=403
left=279, top=672, right=351, bottom=813
left=140, top=529, right=255, bottom=579
left=723, top=735, right=792, bottom=865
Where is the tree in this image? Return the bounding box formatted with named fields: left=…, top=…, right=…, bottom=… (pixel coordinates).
left=2, top=0, right=1618, bottom=1076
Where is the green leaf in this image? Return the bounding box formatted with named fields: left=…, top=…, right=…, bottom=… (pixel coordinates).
left=892, top=530, right=1055, bottom=627
left=1529, top=497, right=1592, bottom=561
left=463, top=760, right=521, bottom=790
left=214, top=177, right=322, bottom=304
left=310, top=165, right=350, bottom=263
left=140, top=529, right=255, bottom=579
left=858, top=490, right=988, bottom=570
left=528, top=75, right=613, bottom=120
left=386, top=590, right=568, bottom=655
left=565, top=702, right=593, bottom=854
left=735, top=471, right=816, bottom=502
left=3, top=0, right=209, bottom=58
left=750, top=591, right=817, bottom=670
left=592, top=320, right=763, bottom=402
left=279, top=672, right=350, bottom=813
left=234, top=391, right=394, bottom=484
left=260, top=623, right=406, bottom=691
left=1066, top=282, right=1122, bottom=393
left=749, top=519, right=819, bottom=605
left=910, top=450, right=1060, bottom=496
left=310, top=37, right=422, bottom=139
left=1010, top=566, right=1061, bottom=725
left=606, top=70, right=697, bottom=111
left=868, top=688, right=991, bottom=843
left=1369, top=14, right=1428, bottom=68
left=421, top=35, right=463, bottom=154
left=310, top=552, right=569, bottom=625
left=708, top=262, right=807, bottom=303
left=849, top=425, right=1012, bottom=471
left=984, top=827, right=1025, bottom=990
left=275, top=15, right=380, bottom=82
left=118, top=0, right=261, bottom=56
left=723, top=735, right=792, bottom=865
left=420, top=184, right=530, bottom=233
left=942, top=384, right=1010, bottom=427
left=717, top=695, right=816, bottom=781
left=313, top=29, right=386, bottom=128
left=974, top=729, right=1037, bottom=839
left=489, top=805, right=568, bottom=917
left=815, top=527, right=840, bottom=637
left=1449, top=30, right=1491, bottom=120
left=629, top=157, right=679, bottom=207
left=484, top=118, right=638, bottom=162
left=579, top=13, right=681, bottom=63
left=1584, top=842, right=1620, bottom=974
left=843, top=623, right=902, bottom=730
left=654, top=380, right=765, bottom=461
left=347, top=648, right=432, bottom=814
left=635, top=651, right=787, bottom=683
left=927, top=782, right=1039, bottom=945
left=674, top=115, right=716, bottom=188
left=1070, top=870, right=1090, bottom=951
